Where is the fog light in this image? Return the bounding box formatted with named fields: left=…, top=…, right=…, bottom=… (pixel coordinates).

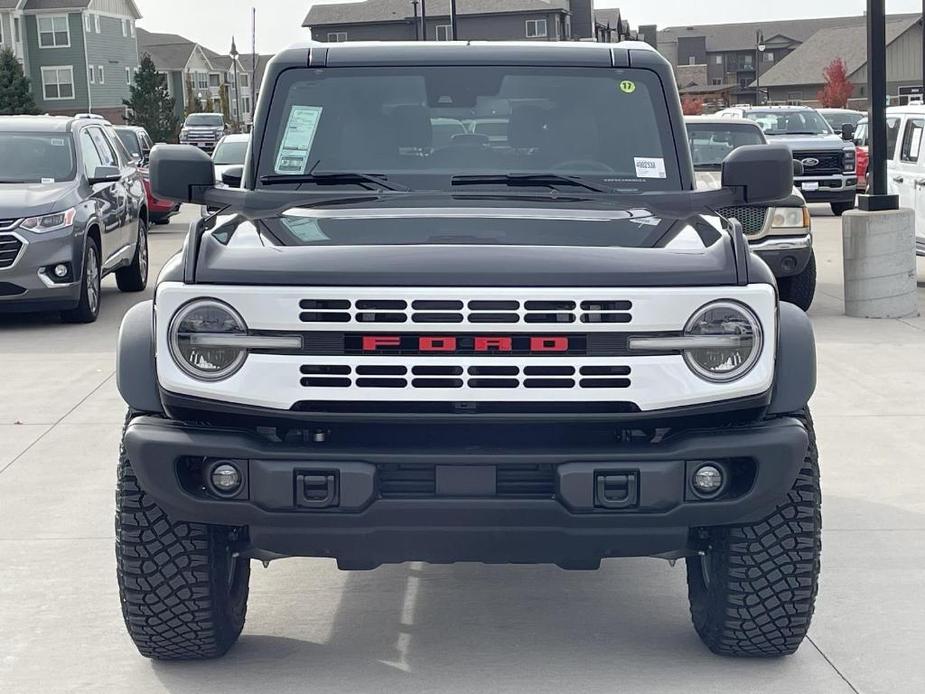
left=53, top=264, right=69, bottom=278
left=210, top=463, right=241, bottom=494
left=692, top=464, right=724, bottom=496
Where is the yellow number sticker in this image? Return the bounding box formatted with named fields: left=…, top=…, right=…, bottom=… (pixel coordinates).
left=620, top=80, right=637, bottom=94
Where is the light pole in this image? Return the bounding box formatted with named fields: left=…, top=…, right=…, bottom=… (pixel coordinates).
left=756, top=31, right=766, bottom=106
left=411, top=0, right=419, bottom=40
left=450, top=0, right=457, bottom=40
left=230, top=37, right=241, bottom=132
left=860, top=0, right=897, bottom=210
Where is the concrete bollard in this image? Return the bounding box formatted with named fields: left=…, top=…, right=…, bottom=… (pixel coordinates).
left=842, top=208, right=919, bottom=319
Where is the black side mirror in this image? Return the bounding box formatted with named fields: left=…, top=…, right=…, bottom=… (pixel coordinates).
left=842, top=123, right=856, bottom=141
left=722, top=144, right=793, bottom=204
left=793, top=159, right=804, bottom=177
left=221, top=166, right=243, bottom=188
left=89, top=166, right=121, bottom=185
left=149, top=144, right=216, bottom=203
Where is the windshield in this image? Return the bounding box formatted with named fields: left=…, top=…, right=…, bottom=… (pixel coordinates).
left=213, top=139, right=248, bottom=165
left=115, top=129, right=141, bottom=157
left=687, top=122, right=765, bottom=168
left=822, top=111, right=864, bottom=130
left=185, top=114, right=224, bottom=127
left=257, top=66, right=681, bottom=192
left=0, top=133, right=77, bottom=183
left=854, top=122, right=868, bottom=147
left=745, top=110, right=833, bottom=136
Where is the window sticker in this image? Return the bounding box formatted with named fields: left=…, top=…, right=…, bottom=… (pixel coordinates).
left=50, top=138, right=66, bottom=146
left=281, top=216, right=329, bottom=242
left=274, top=105, right=323, bottom=175
left=619, top=80, right=636, bottom=94
left=633, top=157, right=667, bottom=179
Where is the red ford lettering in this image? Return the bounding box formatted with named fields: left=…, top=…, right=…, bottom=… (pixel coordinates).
left=474, top=337, right=513, bottom=352
left=420, top=337, right=458, bottom=351
left=362, top=335, right=401, bottom=351
left=530, top=337, right=569, bottom=352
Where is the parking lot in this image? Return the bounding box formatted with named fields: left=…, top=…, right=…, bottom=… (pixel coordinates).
left=0, top=205, right=923, bottom=694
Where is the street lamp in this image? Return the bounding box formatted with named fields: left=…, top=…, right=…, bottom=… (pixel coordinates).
left=230, top=37, right=241, bottom=132
left=756, top=31, right=766, bottom=106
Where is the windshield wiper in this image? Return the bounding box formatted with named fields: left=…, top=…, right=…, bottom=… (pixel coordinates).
left=0, top=179, right=31, bottom=184
left=452, top=173, right=613, bottom=194
left=260, top=172, right=410, bottom=192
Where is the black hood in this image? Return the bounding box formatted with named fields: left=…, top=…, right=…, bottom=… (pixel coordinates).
left=193, top=206, right=742, bottom=287
left=0, top=181, right=80, bottom=218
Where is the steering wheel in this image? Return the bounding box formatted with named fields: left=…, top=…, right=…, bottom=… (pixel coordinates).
left=551, top=160, right=615, bottom=173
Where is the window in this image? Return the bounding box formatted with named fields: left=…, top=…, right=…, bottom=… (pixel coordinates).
left=0, top=18, right=4, bottom=45
left=209, top=73, right=221, bottom=88
left=743, top=53, right=753, bottom=65
left=327, top=32, right=347, bottom=42
left=41, top=66, right=74, bottom=100
left=711, top=78, right=722, bottom=85
left=79, top=129, right=104, bottom=178
left=122, top=19, right=127, bottom=36
left=764, top=52, right=775, bottom=62
left=194, top=71, right=208, bottom=89
left=436, top=25, right=451, bottom=41
left=886, top=117, right=901, bottom=157
left=241, top=95, right=251, bottom=115
left=240, top=73, right=249, bottom=88
left=900, top=119, right=924, bottom=163
left=130, top=20, right=135, bottom=37
left=38, top=15, right=70, bottom=48
left=87, top=127, right=117, bottom=167
left=688, top=57, right=697, bottom=65
left=126, top=67, right=132, bottom=85
left=94, top=14, right=100, bottom=33
left=89, top=66, right=94, bottom=84
left=97, top=65, right=104, bottom=84
left=525, top=19, right=547, bottom=38
left=714, top=55, right=723, bottom=65
left=13, top=17, right=20, bottom=43
left=84, top=13, right=92, bottom=33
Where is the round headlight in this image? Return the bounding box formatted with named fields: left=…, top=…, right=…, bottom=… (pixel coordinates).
left=168, top=299, right=248, bottom=381
left=683, top=301, right=763, bottom=382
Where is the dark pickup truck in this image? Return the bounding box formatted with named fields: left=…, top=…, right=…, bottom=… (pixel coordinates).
left=115, top=41, right=820, bottom=661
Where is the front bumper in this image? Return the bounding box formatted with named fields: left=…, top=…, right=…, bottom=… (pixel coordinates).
left=796, top=176, right=857, bottom=203
left=751, top=234, right=813, bottom=278
left=0, top=227, right=82, bottom=312
left=124, top=415, right=809, bottom=566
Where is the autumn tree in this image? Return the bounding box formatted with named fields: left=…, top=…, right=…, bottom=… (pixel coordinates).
left=0, top=46, right=39, bottom=115
left=681, top=96, right=705, bottom=116
left=817, top=58, right=855, bottom=108
left=123, top=53, right=178, bottom=142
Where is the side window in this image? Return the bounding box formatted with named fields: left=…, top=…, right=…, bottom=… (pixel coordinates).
left=899, top=119, right=923, bottom=163
left=87, top=127, right=117, bottom=167
left=79, top=129, right=104, bottom=178
left=886, top=117, right=901, bottom=159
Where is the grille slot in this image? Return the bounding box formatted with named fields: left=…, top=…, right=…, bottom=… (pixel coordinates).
left=412, top=378, right=464, bottom=389
left=301, top=365, right=351, bottom=375
left=524, top=366, right=575, bottom=376
left=300, top=299, right=350, bottom=310
left=378, top=465, right=436, bottom=497
left=469, top=378, right=520, bottom=389
left=413, top=300, right=463, bottom=310
left=378, top=465, right=555, bottom=499
left=580, top=378, right=631, bottom=389
left=525, top=313, right=575, bottom=323
left=412, top=365, right=463, bottom=376
left=301, top=377, right=351, bottom=387
left=496, top=465, right=556, bottom=498
left=468, top=366, right=519, bottom=376
left=469, top=300, right=519, bottom=310
left=356, top=365, right=407, bottom=375
left=524, top=378, right=575, bottom=389
left=356, top=378, right=407, bottom=388
left=0, top=234, right=24, bottom=269
left=356, top=300, right=406, bottom=310
left=716, top=206, right=769, bottom=236
left=413, top=313, right=464, bottom=323
left=581, top=313, right=632, bottom=324
left=357, top=312, right=406, bottom=323
left=580, top=366, right=632, bottom=376
left=300, top=312, right=351, bottom=323
left=469, top=313, right=519, bottom=323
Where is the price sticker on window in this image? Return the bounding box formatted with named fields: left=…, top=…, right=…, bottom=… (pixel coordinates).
left=633, top=157, right=667, bottom=179
left=274, top=105, right=323, bottom=175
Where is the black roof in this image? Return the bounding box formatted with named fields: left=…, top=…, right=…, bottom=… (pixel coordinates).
left=272, top=39, right=649, bottom=69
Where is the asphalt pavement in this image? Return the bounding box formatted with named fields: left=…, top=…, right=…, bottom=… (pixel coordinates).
left=1, top=205, right=924, bottom=693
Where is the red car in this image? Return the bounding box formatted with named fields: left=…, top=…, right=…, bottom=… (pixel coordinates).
left=114, top=126, right=181, bottom=225
left=854, top=118, right=869, bottom=191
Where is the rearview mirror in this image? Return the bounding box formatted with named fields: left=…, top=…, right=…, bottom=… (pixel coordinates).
left=221, top=166, right=243, bottom=188
left=721, top=144, right=793, bottom=204
left=149, top=144, right=216, bottom=203
left=89, top=166, right=121, bottom=185
left=841, top=123, right=856, bottom=141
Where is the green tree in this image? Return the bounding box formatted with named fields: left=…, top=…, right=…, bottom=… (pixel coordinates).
left=0, top=46, right=39, bottom=115
left=185, top=76, right=203, bottom=116
left=123, top=53, right=178, bottom=142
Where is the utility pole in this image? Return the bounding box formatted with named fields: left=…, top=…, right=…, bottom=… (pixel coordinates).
left=450, top=0, right=457, bottom=40
left=250, top=6, right=257, bottom=130
left=420, top=0, right=426, bottom=40
left=756, top=31, right=766, bottom=106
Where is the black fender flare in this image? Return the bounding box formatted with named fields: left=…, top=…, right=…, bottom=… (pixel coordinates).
left=769, top=302, right=816, bottom=414
left=117, top=300, right=164, bottom=414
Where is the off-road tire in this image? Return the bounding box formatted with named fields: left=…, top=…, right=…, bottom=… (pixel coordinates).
left=61, top=237, right=101, bottom=324
left=686, top=410, right=821, bottom=657
left=116, top=218, right=148, bottom=292
left=116, top=412, right=250, bottom=660
left=830, top=201, right=853, bottom=216
left=778, top=252, right=817, bottom=312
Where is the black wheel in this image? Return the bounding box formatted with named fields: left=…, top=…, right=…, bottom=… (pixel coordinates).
left=61, top=237, right=101, bottom=324
left=116, top=412, right=250, bottom=660
left=686, top=410, right=821, bottom=657
left=116, top=218, right=149, bottom=292
left=778, top=252, right=817, bottom=311
left=830, top=201, right=853, bottom=216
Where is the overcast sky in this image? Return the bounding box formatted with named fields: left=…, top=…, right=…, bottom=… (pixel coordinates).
left=134, top=0, right=925, bottom=54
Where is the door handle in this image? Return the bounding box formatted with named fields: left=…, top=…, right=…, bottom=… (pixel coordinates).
left=915, top=179, right=925, bottom=188
left=893, top=176, right=905, bottom=183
